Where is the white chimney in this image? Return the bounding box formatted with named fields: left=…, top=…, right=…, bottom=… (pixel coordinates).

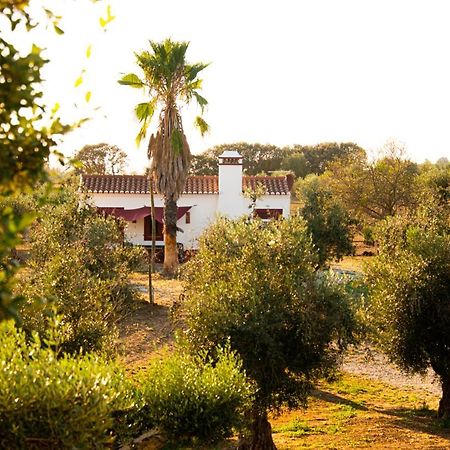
left=217, top=150, right=245, bottom=218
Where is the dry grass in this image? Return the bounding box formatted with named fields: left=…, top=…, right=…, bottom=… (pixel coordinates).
left=121, top=272, right=450, bottom=449
left=270, top=373, right=450, bottom=449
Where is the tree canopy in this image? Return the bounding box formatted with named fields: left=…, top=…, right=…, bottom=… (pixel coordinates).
left=327, top=141, right=418, bottom=222
left=183, top=217, right=355, bottom=448
left=74, top=143, right=128, bottom=175
left=296, top=175, right=354, bottom=266
left=368, top=202, right=450, bottom=418
left=189, top=141, right=365, bottom=178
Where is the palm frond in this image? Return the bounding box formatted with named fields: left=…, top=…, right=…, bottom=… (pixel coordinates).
left=193, top=92, right=208, bottom=113
left=186, top=62, right=209, bottom=82
left=118, top=73, right=144, bottom=88
left=135, top=101, right=155, bottom=123
left=194, top=116, right=209, bottom=136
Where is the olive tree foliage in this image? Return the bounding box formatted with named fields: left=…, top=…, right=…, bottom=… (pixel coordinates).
left=182, top=217, right=355, bottom=449
left=17, top=180, right=142, bottom=354
left=296, top=175, right=354, bottom=266
left=74, top=142, right=128, bottom=175
left=367, top=202, right=450, bottom=419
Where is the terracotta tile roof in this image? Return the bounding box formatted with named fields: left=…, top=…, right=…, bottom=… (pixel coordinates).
left=82, top=174, right=290, bottom=195
left=243, top=176, right=290, bottom=195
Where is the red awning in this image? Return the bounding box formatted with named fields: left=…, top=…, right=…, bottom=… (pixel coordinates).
left=97, top=206, right=191, bottom=223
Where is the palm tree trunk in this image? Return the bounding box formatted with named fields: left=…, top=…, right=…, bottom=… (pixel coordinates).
left=163, top=196, right=178, bottom=275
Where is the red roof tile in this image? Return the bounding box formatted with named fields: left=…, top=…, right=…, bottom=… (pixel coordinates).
left=82, top=174, right=290, bottom=195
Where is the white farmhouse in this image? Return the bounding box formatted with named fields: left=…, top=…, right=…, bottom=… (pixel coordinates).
left=82, top=151, right=292, bottom=250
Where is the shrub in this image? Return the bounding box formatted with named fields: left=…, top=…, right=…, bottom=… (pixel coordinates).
left=140, top=346, right=254, bottom=443
left=0, top=321, right=136, bottom=449
left=17, top=180, right=143, bottom=354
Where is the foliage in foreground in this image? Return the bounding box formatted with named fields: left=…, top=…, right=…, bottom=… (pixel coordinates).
left=0, top=321, right=136, bottom=449
left=367, top=202, right=450, bottom=418
left=140, top=346, right=254, bottom=444
left=182, top=217, right=356, bottom=448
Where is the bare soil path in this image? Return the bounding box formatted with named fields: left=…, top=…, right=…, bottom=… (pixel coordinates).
left=119, top=267, right=450, bottom=449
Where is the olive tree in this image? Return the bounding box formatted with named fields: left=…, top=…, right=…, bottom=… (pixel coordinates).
left=368, top=203, right=450, bottom=419
left=296, top=174, right=354, bottom=266
left=182, top=217, right=355, bottom=449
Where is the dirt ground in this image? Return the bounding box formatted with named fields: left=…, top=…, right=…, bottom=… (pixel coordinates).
left=119, top=267, right=450, bottom=449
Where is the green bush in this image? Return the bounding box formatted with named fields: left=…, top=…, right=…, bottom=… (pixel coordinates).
left=17, top=180, right=144, bottom=354
left=140, top=346, right=254, bottom=443
left=0, top=321, right=137, bottom=449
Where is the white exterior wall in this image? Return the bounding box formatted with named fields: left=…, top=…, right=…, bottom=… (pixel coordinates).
left=217, top=156, right=247, bottom=218
left=87, top=192, right=219, bottom=249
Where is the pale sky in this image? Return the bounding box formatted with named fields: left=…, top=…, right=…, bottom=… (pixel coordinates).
left=8, top=0, right=450, bottom=172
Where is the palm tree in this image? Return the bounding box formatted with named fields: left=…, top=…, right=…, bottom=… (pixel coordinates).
left=119, top=39, right=209, bottom=275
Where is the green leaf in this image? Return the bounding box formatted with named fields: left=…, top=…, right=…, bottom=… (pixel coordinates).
left=193, top=92, right=208, bottom=113
left=74, top=76, right=83, bottom=88
left=135, top=119, right=149, bottom=146
left=99, top=4, right=115, bottom=28
left=86, top=45, right=92, bottom=59
left=51, top=102, right=60, bottom=115
left=85, top=91, right=92, bottom=103
left=194, top=116, right=209, bottom=137
left=135, top=102, right=154, bottom=122
left=31, top=44, right=41, bottom=55
left=53, top=23, right=64, bottom=35
left=118, top=73, right=144, bottom=88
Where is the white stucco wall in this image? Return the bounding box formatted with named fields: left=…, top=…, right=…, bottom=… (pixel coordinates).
left=88, top=192, right=219, bottom=249
left=87, top=187, right=290, bottom=249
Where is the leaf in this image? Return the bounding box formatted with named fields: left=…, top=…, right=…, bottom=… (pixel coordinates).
left=194, top=116, right=209, bottom=137
left=134, top=102, right=154, bottom=122
left=135, top=121, right=148, bottom=146
left=85, top=91, right=92, bottom=103
left=86, top=45, right=92, bottom=58
left=74, top=76, right=83, bottom=88
left=51, top=102, right=60, bottom=115
left=99, top=4, right=115, bottom=28
left=31, top=44, right=41, bottom=55
left=118, top=73, right=144, bottom=88
left=193, top=92, right=208, bottom=113
left=53, top=23, right=64, bottom=35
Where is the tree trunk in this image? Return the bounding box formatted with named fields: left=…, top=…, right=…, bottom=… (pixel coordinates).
left=438, top=376, right=450, bottom=420
left=163, top=196, right=178, bottom=276
left=239, top=410, right=277, bottom=450
left=149, top=176, right=156, bottom=304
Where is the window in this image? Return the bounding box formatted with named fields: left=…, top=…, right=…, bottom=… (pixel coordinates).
left=143, top=215, right=164, bottom=241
